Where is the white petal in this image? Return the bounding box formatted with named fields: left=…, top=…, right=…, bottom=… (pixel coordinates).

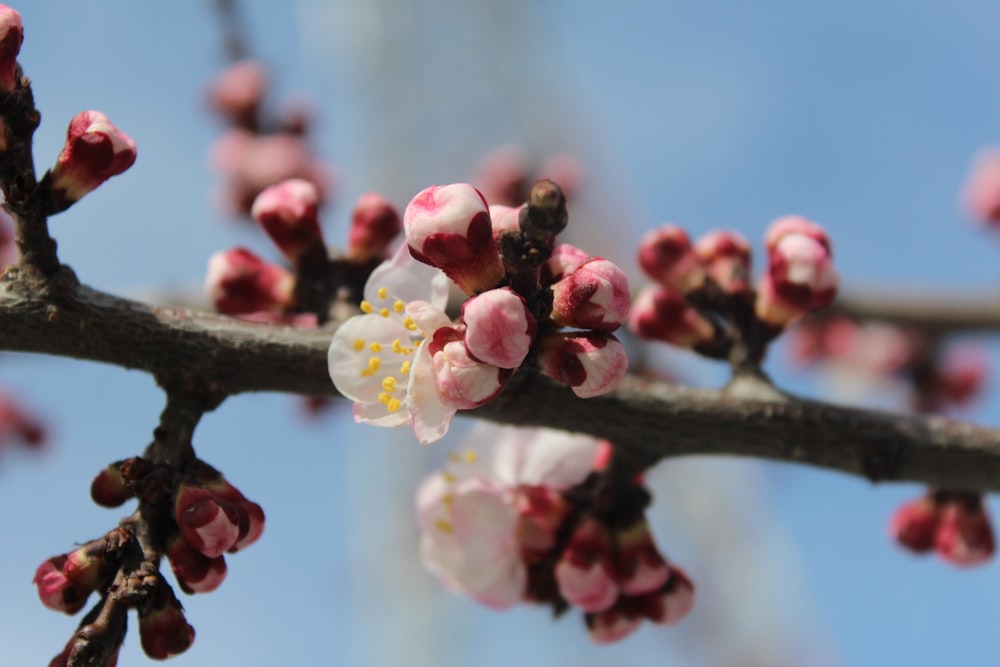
left=407, top=342, right=456, bottom=445
left=517, top=430, right=598, bottom=488
left=406, top=300, right=452, bottom=337
left=353, top=400, right=410, bottom=427
left=365, top=244, right=451, bottom=309
left=328, top=314, right=411, bottom=404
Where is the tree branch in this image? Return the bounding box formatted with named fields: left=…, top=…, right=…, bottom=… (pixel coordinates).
left=3, top=264, right=1000, bottom=492
left=830, top=287, right=1000, bottom=336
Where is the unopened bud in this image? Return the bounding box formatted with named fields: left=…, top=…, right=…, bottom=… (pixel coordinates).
left=250, top=178, right=326, bottom=267
left=173, top=484, right=242, bottom=558
left=348, top=192, right=402, bottom=261
left=550, top=258, right=630, bottom=332
left=207, top=59, right=266, bottom=125
left=537, top=332, right=628, bottom=398
left=519, top=179, right=568, bottom=241
left=0, top=5, right=22, bottom=93
left=166, top=532, right=228, bottom=594
left=205, top=247, right=295, bottom=316
left=47, top=111, right=136, bottom=209
left=935, top=495, right=995, bottom=566
left=628, top=285, right=716, bottom=349
left=694, top=229, right=752, bottom=293
left=139, top=581, right=195, bottom=660
left=429, top=327, right=510, bottom=409
left=90, top=464, right=133, bottom=508
left=637, top=224, right=705, bottom=291
left=33, top=540, right=114, bottom=614
left=462, top=287, right=535, bottom=369
left=755, top=215, right=839, bottom=327
left=404, top=183, right=504, bottom=294
left=555, top=516, right=619, bottom=612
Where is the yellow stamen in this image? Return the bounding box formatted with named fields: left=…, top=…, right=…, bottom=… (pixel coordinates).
left=353, top=338, right=365, bottom=352
left=403, top=316, right=417, bottom=331
left=360, top=300, right=373, bottom=314
left=369, top=342, right=382, bottom=353
left=380, top=307, right=390, bottom=317
left=368, top=357, right=381, bottom=372
left=386, top=397, right=401, bottom=413
left=442, top=471, right=457, bottom=484
left=400, top=360, right=411, bottom=375
left=463, top=449, right=477, bottom=464
left=378, top=286, right=388, bottom=300
left=448, top=453, right=461, bottom=463
left=392, top=339, right=403, bottom=354
left=393, top=300, right=405, bottom=313
left=442, top=493, right=454, bottom=508
left=434, top=518, right=454, bottom=535
left=378, top=392, right=391, bottom=405
left=382, top=376, right=398, bottom=391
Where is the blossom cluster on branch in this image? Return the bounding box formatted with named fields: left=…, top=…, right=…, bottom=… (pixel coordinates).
left=2, top=3, right=1000, bottom=665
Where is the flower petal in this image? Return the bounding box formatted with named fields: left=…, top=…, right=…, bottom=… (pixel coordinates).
left=329, top=314, right=411, bottom=404
left=365, top=243, right=451, bottom=309
left=408, top=342, right=457, bottom=445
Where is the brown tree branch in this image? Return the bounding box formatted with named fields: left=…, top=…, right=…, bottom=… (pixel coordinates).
left=3, top=264, right=1000, bottom=493
left=829, top=287, right=1000, bottom=336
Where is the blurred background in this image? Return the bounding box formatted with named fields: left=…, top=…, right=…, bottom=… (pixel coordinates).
left=2, top=1, right=1000, bottom=665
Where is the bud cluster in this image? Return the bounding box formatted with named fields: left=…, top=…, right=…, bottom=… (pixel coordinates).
left=34, top=455, right=264, bottom=662
left=891, top=490, right=995, bottom=566
left=206, top=178, right=403, bottom=325
left=206, top=59, right=331, bottom=216
left=417, top=425, right=694, bottom=643
left=629, top=218, right=839, bottom=370
left=330, top=180, right=629, bottom=444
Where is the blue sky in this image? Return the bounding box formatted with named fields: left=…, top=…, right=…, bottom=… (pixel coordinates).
left=2, top=2, right=1000, bottom=666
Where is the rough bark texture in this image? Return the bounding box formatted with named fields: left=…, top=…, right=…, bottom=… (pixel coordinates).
left=4, top=263, right=1000, bottom=492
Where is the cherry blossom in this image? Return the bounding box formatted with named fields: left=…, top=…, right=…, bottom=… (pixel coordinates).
left=416, top=424, right=598, bottom=608
left=329, top=245, right=460, bottom=444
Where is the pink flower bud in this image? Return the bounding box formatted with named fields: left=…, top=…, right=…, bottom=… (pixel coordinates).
left=90, top=464, right=133, bottom=508
left=612, top=518, right=671, bottom=596
left=205, top=247, right=295, bottom=316
left=187, top=462, right=265, bottom=552
left=962, top=149, right=1000, bottom=226
left=556, top=516, right=619, bottom=612
left=694, top=230, right=752, bottom=294
left=404, top=183, right=504, bottom=294
left=33, top=541, right=111, bottom=614
left=537, top=332, right=628, bottom=398
left=173, top=484, right=242, bottom=558
left=544, top=243, right=589, bottom=284
left=462, top=287, right=535, bottom=368
left=514, top=485, right=569, bottom=552
left=0, top=5, right=22, bottom=93
left=637, top=566, right=695, bottom=626
left=628, top=285, right=715, bottom=348
left=250, top=178, right=325, bottom=266
left=586, top=602, right=642, bottom=644
left=488, top=204, right=523, bottom=240
left=935, top=496, right=995, bottom=566
left=429, top=328, right=509, bottom=409
left=139, top=582, right=195, bottom=660
left=551, top=258, right=630, bottom=332
left=166, top=532, right=228, bottom=594
left=49, top=111, right=137, bottom=205
left=756, top=216, right=839, bottom=327
left=637, top=224, right=705, bottom=291
left=348, top=192, right=402, bottom=261
left=890, top=495, right=940, bottom=553
left=207, top=60, right=266, bottom=123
